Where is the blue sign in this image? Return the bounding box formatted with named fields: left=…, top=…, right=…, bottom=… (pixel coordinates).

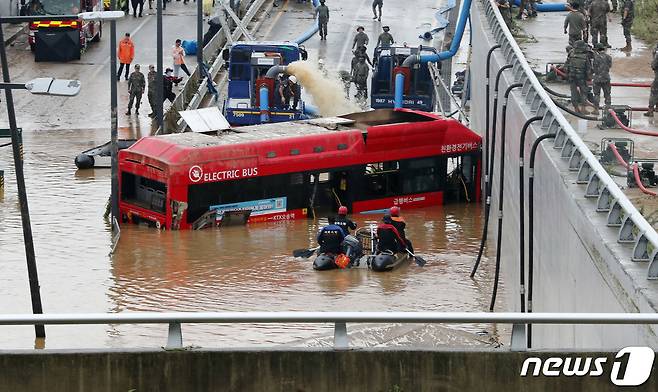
left=210, top=197, right=287, bottom=217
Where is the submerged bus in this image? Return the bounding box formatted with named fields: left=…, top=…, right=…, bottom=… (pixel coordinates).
left=118, top=109, right=481, bottom=230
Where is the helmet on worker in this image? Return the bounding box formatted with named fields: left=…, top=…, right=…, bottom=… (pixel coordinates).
left=338, top=206, right=348, bottom=216
left=289, top=75, right=297, bottom=84
left=390, top=206, right=400, bottom=217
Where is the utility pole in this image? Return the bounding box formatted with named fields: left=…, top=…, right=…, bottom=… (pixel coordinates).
left=110, top=0, right=119, bottom=225
left=197, top=0, right=203, bottom=71
left=156, top=0, right=165, bottom=134
left=0, top=23, right=45, bottom=338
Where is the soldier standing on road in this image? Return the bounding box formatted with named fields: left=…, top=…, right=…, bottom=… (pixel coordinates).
left=643, top=49, right=658, bottom=117
left=126, top=64, right=146, bottom=116
left=352, top=26, right=369, bottom=51
left=588, top=0, right=611, bottom=47
left=591, top=43, right=612, bottom=113
left=376, top=26, right=394, bottom=48
left=564, top=3, right=587, bottom=46
left=131, top=0, right=144, bottom=17
left=117, top=33, right=135, bottom=81
left=620, top=0, right=634, bottom=52
left=372, top=0, right=383, bottom=21
left=565, top=40, right=593, bottom=113
left=147, top=65, right=157, bottom=117
left=351, top=46, right=373, bottom=72
left=315, top=0, right=330, bottom=40
left=352, top=56, right=370, bottom=99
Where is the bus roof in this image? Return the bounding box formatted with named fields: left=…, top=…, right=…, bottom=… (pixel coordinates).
left=121, top=109, right=481, bottom=168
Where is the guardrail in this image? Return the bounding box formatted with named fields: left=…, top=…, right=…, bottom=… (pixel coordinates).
left=160, top=0, right=269, bottom=133
left=5, top=311, right=658, bottom=351
left=481, top=0, right=658, bottom=276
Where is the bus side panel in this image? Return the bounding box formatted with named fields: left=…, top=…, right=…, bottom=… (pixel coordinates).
left=352, top=191, right=443, bottom=213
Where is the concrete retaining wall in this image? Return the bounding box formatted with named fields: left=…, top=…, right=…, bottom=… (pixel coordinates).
left=469, top=0, right=658, bottom=349
left=0, top=349, right=655, bottom=391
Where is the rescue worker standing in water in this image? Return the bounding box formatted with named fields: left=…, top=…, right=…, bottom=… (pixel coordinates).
left=389, top=206, right=413, bottom=252
left=335, top=206, right=357, bottom=235
left=317, top=216, right=346, bottom=254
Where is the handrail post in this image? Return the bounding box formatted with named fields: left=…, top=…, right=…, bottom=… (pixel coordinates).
left=510, top=323, right=527, bottom=351
left=166, top=322, right=183, bottom=349
left=334, top=322, right=348, bottom=349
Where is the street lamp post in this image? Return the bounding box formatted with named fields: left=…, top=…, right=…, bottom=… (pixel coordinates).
left=156, top=0, right=164, bottom=133
left=197, top=0, right=203, bottom=72
left=110, top=0, right=119, bottom=227
left=0, top=11, right=121, bottom=339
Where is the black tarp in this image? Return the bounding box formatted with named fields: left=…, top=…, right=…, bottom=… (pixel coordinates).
left=34, top=29, right=80, bottom=62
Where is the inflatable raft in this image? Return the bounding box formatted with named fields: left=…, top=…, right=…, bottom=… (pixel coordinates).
left=75, top=139, right=136, bottom=169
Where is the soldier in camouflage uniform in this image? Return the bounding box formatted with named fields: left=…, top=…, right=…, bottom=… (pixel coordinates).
left=644, top=49, right=658, bottom=117
left=565, top=40, right=593, bottom=113
left=564, top=3, right=587, bottom=46
left=126, top=64, right=145, bottom=116
left=588, top=0, right=610, bottom=47
left=591, top=43, right=612, bottom=113
left=147, top=64, right=157, bottom=117
left=620, top=0, right=634, bottom=52
left=352, top=56, right=370, bottom=100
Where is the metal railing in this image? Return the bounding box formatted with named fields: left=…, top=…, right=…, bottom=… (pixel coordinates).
left=4, top=311, right=658, bottom=351
left=481, top=0, right=658, bottom=276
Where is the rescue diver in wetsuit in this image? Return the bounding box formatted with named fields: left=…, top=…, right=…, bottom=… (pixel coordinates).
left=335, top=206, right=357, bottom=235
left=376, top=215, right=406, bottom=253
left=389, top=206, right=414, bottom=253
left=317, top=216, right=346, bottom=254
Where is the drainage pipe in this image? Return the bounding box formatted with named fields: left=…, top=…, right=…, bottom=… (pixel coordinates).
left=527, top=133, right=556, bottom=348
left=552, top=98, right=600, bottom=121
left=518, top=115, right=544, bottom=316
left=607, top=142, right=630, bottom=169
left=607, top=108, right=658, bottom=137
left=484, top=45, right=502, bottom=200
left=490, top=82, right=523, bottom=312
left=294, top=0, right=320, bottom=44
left=471, top=63, right=513, bottom=278
left=259, top=85, right=270, bottom=123
left=393, top=72, right=406, bottom=109
left=513, top=0, right=567, bottom=12
left=394, top=0, right=473, bottom=108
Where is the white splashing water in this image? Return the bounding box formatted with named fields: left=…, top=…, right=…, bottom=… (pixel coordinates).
left=286, top=60, right=361, bottom=117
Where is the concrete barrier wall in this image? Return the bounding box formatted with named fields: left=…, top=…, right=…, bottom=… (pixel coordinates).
left=0, top=349, right=655, bottom=391
left=469, top=0, right=658, bottom=348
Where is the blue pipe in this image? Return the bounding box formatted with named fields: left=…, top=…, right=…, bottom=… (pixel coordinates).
left=304, top=103, right=319, bottom=117
left=513, top=0, right=567, bottom=12
left=259, top=85, right=270, bottom=123
left=393, top=72, right=406, bottom=109
left=295, top=0, right=320, bottom=44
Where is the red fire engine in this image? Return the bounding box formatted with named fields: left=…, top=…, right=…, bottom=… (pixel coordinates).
left=25, top=0, right=103, bottom=61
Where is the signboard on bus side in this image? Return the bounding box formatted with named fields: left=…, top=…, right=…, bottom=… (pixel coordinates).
left=189, top=165, right=258, bottom=184
left=210, top=197, right=287, bottom=218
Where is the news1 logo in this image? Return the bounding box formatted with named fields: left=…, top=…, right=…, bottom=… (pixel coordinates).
left=520, top=347, right=655, bottom=386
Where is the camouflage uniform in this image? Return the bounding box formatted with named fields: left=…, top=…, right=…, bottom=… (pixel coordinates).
left=564, top=10, right=587, bottom=46
left=592, top=47, right=612, bottom=108
left=588, top=0, right=610, bottom=47
left=352, top=59, right=370, bottom=99
left=315, top=2, right=330, bottom=40
left=497, top=0, right=513, bottom=30
left=127, top=68, right=145, bottom=114
left=621, top=0, right=634, bottom=50
left=565, top=41, right=592, bottom=111
left=147, top=69, right=157, bottom=116
left=645, top=51, right=658, bottom=116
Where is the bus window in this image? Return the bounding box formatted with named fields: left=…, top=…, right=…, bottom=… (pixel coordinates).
left=121, top=172, right=167, bottom=214
left=364, top=161, right=400, bottom=197
left=401, top=157, right=441, bottom=194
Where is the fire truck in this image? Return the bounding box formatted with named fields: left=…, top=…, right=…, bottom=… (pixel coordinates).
left=24, top=0, right=103, bottom=61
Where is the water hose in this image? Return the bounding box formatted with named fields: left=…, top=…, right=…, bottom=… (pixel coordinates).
left=552, top=98, right=600, bottom=121
left=633, top=163, right=658, bottom=196
left=607, top=142, right=629, bottom=169
left=607, top=109, right=658, bottom=137
left=259, top=85, right=269, bottom=123
left=549, top=66, right=651, bottom=88
left=518, top=115, right=544, bottom=316
left=527, top=133, right=556, bottom=348
left=490, top=82, right=523, bottom=312
left=471, top=64, right=513, bottom=278
left=294, top=0, right=320, bottom=44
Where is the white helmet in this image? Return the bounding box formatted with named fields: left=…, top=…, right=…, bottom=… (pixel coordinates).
left=318, top=58, right=325, bottom=65
left=289, top=75, right=297, bottom=83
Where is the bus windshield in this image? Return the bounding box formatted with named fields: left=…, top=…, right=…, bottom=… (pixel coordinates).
left=28, top=0, right=81, bottom=16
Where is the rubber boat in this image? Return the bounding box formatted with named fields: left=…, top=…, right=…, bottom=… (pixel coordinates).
left=75, top=139, right=136, bottom=169
left=313, top=235, right=364, bottom=270
left=370, top=251, right=410, bottom=272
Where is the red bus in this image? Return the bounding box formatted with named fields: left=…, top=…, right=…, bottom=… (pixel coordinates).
left=118, top=109, right=482, bottom=230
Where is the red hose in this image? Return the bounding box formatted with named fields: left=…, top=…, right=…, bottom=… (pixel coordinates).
left=607, top=109, right=658, bottom=137
left=607, top=143, right=629, bottom=169
left=633, top=163, right=658, bottom=196
left=549, top=66, right=651, bottom=87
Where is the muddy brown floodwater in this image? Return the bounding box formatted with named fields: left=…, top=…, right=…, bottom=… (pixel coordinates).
left=0, top=128, right=505, bottom=349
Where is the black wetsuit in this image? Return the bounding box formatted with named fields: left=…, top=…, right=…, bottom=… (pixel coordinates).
left=317, top=224, right=346, bottom=254
left=335, top=216, right=357, bottom=235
